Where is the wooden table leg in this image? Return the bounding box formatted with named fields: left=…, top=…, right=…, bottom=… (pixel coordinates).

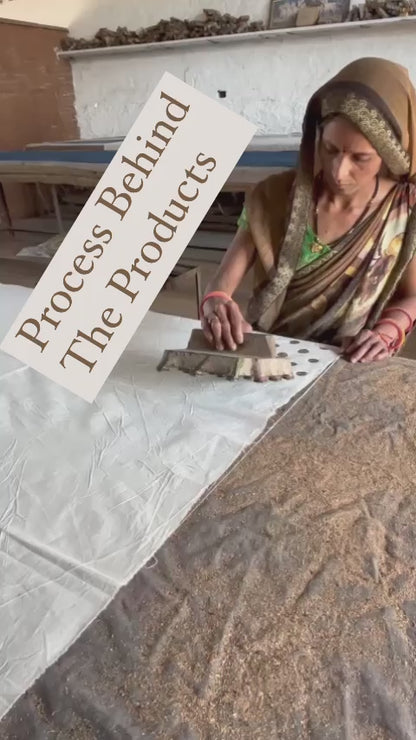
left=51, top=184, right=64, bottom=234
left=0, top=182, right=14, bottom=237
left=195, top=267, right=201, bottom=315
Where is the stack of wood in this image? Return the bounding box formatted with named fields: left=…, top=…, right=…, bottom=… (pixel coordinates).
left=348, top=0, right=416, bottom=19
left=61, top=9, right=265, bottom=51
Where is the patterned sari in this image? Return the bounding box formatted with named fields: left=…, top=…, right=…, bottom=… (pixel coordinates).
left=245, top=58, right=416, bottom=344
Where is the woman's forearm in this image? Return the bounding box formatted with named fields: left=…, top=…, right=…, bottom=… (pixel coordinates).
left=204, top=228, right=256, bottom=298
left=377, top=297, right=416, bottom=337
left=378, top=256, right=416, bottom=340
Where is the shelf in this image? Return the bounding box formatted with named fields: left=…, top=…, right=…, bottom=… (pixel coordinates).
left=58, top=15, right=416, bottom=60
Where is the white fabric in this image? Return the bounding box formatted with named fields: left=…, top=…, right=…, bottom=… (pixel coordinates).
left=0, top=284, right=338, bottom=719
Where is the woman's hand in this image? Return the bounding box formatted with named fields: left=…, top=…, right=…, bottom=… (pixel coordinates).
left=342, top=329, right=392, bottom=363
left=201, top=296, right=252, bottom=351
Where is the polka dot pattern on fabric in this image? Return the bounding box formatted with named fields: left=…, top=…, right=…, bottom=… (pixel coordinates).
left=270, top=335, right=337, bottom=380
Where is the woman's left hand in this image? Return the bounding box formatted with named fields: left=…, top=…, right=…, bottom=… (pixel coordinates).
left=342, top=329, right=391, bottom=363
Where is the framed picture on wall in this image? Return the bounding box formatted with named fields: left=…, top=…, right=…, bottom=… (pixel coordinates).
left=269, top=0, right=302, bottom=27
left=318, top=0, right=350, bottom=23
left=269, top=0, right=350, bottom=27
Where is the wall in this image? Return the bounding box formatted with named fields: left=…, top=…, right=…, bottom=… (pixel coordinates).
left=0, top=20, right=79, bottom=217
left=70, top=24, right=416, bottom=138
left=2, top=1, right=416, bottom=141
left=0, top=21, right=78, bottom=148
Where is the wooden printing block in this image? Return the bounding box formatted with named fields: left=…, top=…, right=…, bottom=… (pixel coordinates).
left=157, top=329, right=293, bottom=381
left=186, top=329, right=277, bottom=357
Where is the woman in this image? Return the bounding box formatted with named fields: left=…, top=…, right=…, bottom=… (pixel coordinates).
left=200, top=58, right=416, bottom=364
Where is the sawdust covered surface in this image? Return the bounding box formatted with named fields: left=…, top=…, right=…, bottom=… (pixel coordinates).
left=2, top=359, right=416, bottom=739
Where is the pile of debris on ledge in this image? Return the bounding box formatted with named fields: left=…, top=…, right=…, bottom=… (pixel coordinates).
left=61, top=9, right=265, bottom=51
left=348, top=0, right=416, bottom=20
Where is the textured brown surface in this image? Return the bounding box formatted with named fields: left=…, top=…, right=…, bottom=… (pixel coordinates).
left=2, top=359, right=416, bottom=739
left=0, top=21, right=78, bottom=219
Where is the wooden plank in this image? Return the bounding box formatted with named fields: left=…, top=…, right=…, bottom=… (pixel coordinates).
left=0, top=162, right=285, bottom=193
left=0, top=165, right=103, bottom=187
left=25, top=134, right=300, bottom=152
left=187, top=329, right=277, bottom=358
left=223, top=167, right=284, bottom=192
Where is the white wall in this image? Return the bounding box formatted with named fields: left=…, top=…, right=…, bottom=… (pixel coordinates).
left=71, top=25, right=416, bottom=138
left=0, top=0, right=270, bottom=34
left=2, top=1, right=416, bottom=140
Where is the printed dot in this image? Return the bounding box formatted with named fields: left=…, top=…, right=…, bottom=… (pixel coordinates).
left=298, top=348, right=309, bottom=354
left=291, top=361, right=297, bottom=366
left=296, top=371, right=308, bottom=376
left=277, top=352, right=288, bottom=358
left=290, top=339, right=300, bottom=344
left=308, top=358, right=319, bottom=363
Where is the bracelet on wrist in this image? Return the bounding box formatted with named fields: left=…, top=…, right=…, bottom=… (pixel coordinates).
left=382, top=307, right=413, bottom=334
left=199, top=291, right=232, bottom=318
left=374, top=319, right=405, bottom=352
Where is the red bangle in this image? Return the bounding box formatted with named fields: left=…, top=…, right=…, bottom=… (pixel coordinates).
left=382, top=307, right=413, bottom=334
left=374, top=319, right=405, bottom=351
left=200, top=291, right=232, bottom=318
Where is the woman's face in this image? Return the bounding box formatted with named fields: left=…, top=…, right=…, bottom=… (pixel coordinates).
left=319, top=116, right=383, bottom=195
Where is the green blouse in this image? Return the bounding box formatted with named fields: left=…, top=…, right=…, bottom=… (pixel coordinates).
left=237, top=205, right=330, bottom=270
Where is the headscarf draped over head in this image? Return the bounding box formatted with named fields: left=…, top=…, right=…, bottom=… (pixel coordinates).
left=247, top=58, right=416, bottom=335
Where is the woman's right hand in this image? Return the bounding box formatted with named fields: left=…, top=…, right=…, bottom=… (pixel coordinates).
left=201, top=296, right=252, bottom=351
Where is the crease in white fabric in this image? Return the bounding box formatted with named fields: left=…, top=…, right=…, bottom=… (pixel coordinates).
left=1, top=527, right=118, bottom=603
